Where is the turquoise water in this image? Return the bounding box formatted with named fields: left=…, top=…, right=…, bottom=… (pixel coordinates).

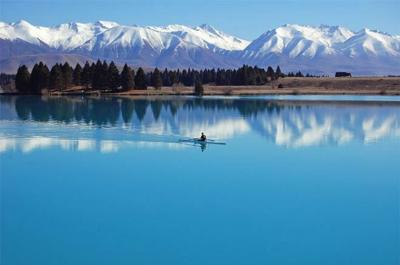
left=1, top=95, right=399, bottom=265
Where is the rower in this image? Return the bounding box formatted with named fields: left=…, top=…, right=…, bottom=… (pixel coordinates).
left=200, top=132, right=207, bottom=141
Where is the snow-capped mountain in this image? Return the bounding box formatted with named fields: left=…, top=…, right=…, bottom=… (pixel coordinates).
left=0, top=20, right=118, bottom=50
left=72, top=23, right=249, bottom=67
left=0, top=20, right=248, bottom=52
left=243, top=24, right=355, bottom=58
left=0, top=20, right=399, bottom=75
left=241, top=24, right=400, bottom=75
left=0, top=20, right=249, bottom=71
left=340, top=28, right=400, bottom=57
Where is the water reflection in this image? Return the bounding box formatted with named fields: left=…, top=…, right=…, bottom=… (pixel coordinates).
left=0, top=136, right=187, bottom=154
left=0, top=95, right=399, bottom=153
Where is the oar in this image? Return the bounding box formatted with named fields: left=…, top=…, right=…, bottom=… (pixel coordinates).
left=191, top=137, right=216, bottom=142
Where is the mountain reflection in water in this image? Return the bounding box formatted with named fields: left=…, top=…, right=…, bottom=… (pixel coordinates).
left=0, top=95, right=399, bottom=153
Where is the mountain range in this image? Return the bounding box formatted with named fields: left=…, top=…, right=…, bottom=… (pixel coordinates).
left=1, top=20, right=399, bottom=75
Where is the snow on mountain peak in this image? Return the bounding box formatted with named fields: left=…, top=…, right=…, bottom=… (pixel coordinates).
left=1, top=20, right=44, bottom=45
left=244, top=24, right=374, bottom=58
left=14, top=19, right=33, bottom=27
left=94, top=20, right=120, bottom=29
left=341, top=28, right=400, bottom=57
left=198, top=24, right=219, bottom=34
left=244, top=24, right=338, bottom=58
left=146, top=23, right=249, bottom=51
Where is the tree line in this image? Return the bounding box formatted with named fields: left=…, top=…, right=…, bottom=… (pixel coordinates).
left=14, top=60, right=286, bottom=94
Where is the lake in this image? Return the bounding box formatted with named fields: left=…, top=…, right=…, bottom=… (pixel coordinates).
left=1, top=95, right=399, bottom=265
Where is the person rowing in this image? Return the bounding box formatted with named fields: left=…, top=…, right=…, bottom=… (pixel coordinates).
left=199, top=132, right=207, bottom=142
left=178, top=134, right=225, bottom=145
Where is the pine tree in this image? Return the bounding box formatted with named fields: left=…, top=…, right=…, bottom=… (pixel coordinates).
left=108, top=61, right=120, bottom=90
left=275, top=66, right=283, bottom=78
left=236, top=65, right=249, bottom=85
left=81, top=61, right=92, bottom=89
left=134, top=67, right=147, bottom=90
left=186, top=68, right=195, bottom=86
left=61, top=62, right=73, bottom=90
left=194, top=78, right=204, bottom=96
left=100, top=61, right=109, bottom=90
left=92, top=60, right=103, bottom=90
left=49, top=64, right=63, bottom=91
left=266, top=66, right=275, bottom=80
left=247, top=66, right=256, bottom=85
left=181, top=69, right=188, bottom=86
left=151, top=68, right=163, bottom=89
left=30, top=62, right=49, bottom=93
left=15, top=65, right=31, bottom=93
left=162, top=68, right=171, bottom=86
left=295, top=71, right=304, bottom=77
left=91, top=60, right=110, bottom=90
left=169, top=70, right=178, bottom=85
left=73, top=63, right=82, bottom=85
left=30, top=63, right=40, bottom=92
left=120, top=64, right=134, bottom=91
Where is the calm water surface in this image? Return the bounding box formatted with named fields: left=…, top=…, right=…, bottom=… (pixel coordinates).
left=1, top=95, right=399, bottom=265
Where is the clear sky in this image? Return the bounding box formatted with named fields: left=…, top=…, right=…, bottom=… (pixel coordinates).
left=0, top=0, right=399, bottom=40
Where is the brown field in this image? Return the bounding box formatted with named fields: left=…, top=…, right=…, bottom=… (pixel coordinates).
left=114, top=77, right=400, bottom=96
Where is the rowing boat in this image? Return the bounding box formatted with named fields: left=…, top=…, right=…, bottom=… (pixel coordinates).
left=179, top=138, right=226, bottom=145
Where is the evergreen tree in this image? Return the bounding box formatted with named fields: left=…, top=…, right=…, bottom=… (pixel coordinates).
left=275, top=65, right=283, bottom=78
left=295, top=71, right=304, bottom=77
left=247, top=66, right=256, bottom=85
left=181, top=69, right=188, bottom=86
left=90, top=62, right=96, bottom=83
left=73, top=63, right=82, bottom=85
left=266, top=66, right=275, bottom=80
left=194, top=78, right=204, bottom=96
left=92, top=60, right=109, bottom=90
left=30, top=62, right=49, bottom=93
left=162, top=68, right=171, bottom=86
left=12, top=63, right=288, bottom=92
left=61, top=62, right=73, bottom=90
left=93, top=60, right=110, bottom=90
left=30, top=63, right=40, bottom=92
left=134, top=67, right=147, bottom=90
left=210, top=68, right=216, bottom=83
left=81, top=61, right=92, bottom=89
left=169, top=70, right=178, bottom=85
left=15, top=65, right=30, bottom=93
left=186, top=68, right=195, bottom=86
left=237, top=65, right=248, bottom=85
left=49, top=64, right=63, bottom=91
left=101, top=61, right=109, bottom=90
left=120, top=64, right=134, bottom=91
left=108, top=61, right=120, bottom=90
left=151, top=68, right=163, bottom=89
left=91, top=60, right=102, bottom=89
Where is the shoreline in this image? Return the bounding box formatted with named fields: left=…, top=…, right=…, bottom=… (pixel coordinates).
left=1, top=77, right=400, bottom=96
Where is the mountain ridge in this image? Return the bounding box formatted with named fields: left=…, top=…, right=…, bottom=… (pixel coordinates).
left=1, top=20, right=399, bottom=75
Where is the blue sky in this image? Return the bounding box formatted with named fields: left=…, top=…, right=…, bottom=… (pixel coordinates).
left=0, top=0, right=399, bottom=39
